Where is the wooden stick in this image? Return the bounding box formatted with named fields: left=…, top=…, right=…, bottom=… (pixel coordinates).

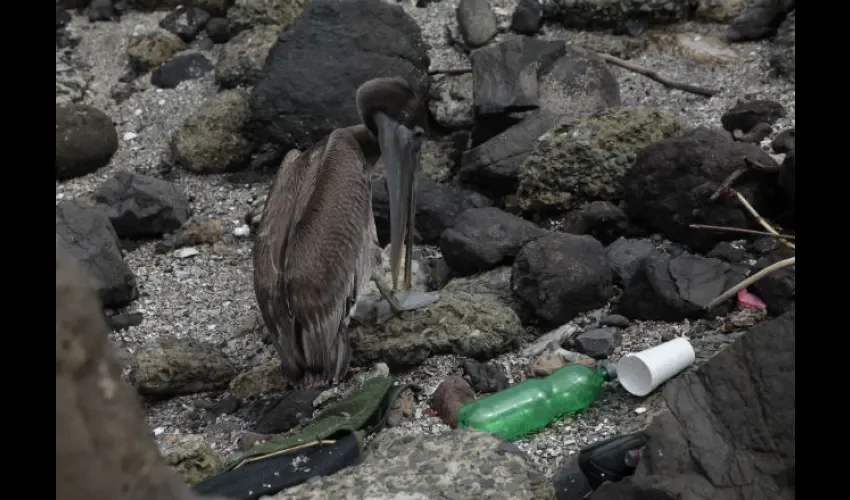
left=734, top=191, right=795, bottom=249
left=704, top=257, right=795, bottom=310
left=743, top=156, right=781, bottom=173
left=689, top=224, right=796, bottom=240
left=710, top=167, right=747, bottom=201
left=429, top=67, right=473, bottom=76
left=596, top=53, right=719, bottom=97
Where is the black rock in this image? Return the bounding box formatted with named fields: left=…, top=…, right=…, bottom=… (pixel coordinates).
left=512, top=233, right=613, bottom=326
left=552, top=457, right=593, bottom=500
left=562, top=201, right=630, bottom=246
left=56, top=201, right=139, bottom=308
left=726, top=0, right=794, bottom=42
left=471, top=37, right=563, bottom=118
left=751, top=250, right=795, bottom=316
left=249, top=0, right=430, bottom=150
left=87, top=0, right=117, bottom=22
left=105, top=311, right=144, bottom=331
left=707, top=241, right=747, bottom=263
left=160, top=6, right=211, bottom=42
left=721, top=99, right=786, bottom=134
left=778, top=150, right=795, bottom=205
left=772, top=128, right=795, bottom=153
left=371, top=177, right=492, bottom=246
left=511, top=0, right=543, bottom=34
left=604, top=237, right=656, bottom=287
left=461, top=39, right=619, bottom=194
left=623, top=127, right=782, bottom=253
left=456, top=0, right=498, bottom=48
left=750, top=236, right=793, bottom=256
left=56, top=103, right=119, bottom=180
left=440, top=207, right=548, bottom=276
left=599, top=314, right=629, bottom=328
left=574, top=327, right=621, bottom=359
left=614, top=252, right=745, bottom=321
left=211, top=395, right=241, bottom=416
left=735, top=122, right=773, bottom=143
left=204, top=17, right=231, bottom=43
left=93, top=171, right=191, bottom=239
left=459, top=111, right=556, bottom=197
left=462, top=359, right=509, bottom=393
left=254, top=389, right=319, bottom=434
left=57, top=4, right=71, bottom=29
left=151, top=52, right=214, bottom=89
left=590, top=311, right=795, bottom=500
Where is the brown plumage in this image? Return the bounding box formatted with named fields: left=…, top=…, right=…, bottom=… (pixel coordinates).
left=253, top=77, right=425, bottom=389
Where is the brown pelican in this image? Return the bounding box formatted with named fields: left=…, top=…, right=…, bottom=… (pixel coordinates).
left=253, top=77, right=434, bottom=390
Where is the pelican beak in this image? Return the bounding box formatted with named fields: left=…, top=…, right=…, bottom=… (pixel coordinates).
left=375, top=113, right=422, bottom=291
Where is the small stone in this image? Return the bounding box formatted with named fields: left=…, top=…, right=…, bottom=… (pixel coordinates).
left=233, top=224, right=251, bottom=237
left=204, top=17, right=231, bottom=43
left=151, top=52, right=214, bottom=89
left=574, top=327, right=622, bottom=359
left=173, top=219, right=223, bottom=248
left=530, top=349, right=569, bottom=377
left=511, top=0, right=542, bottom=34
left=430, top=377, right=476, bottom=428
left=160, top=6, right=211, bottom=43
left=772, top=128, right=795, bottom=153
left=175, top=247, right=199, bottom=259
left=599, top=314, right=629, bottom=328
left=456, top=0, right=498, bottom=48
left=123, top=131, right=138, bottom=141
left=462, top=359, right=509, bottom=394
left=721, top=99, right=786, bottom=134
left=634, top=407, right=647, bottom=415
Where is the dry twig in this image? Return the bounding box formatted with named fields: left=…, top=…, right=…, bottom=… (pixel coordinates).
left=710, top=168, right=747, bottom=201
left=689, top=224, right=796, bottom=240
left=734, top=191, right=795, bottom=249
left=596, top=53, right=719, bottom=97
left=704, top=257, right=795, bottom=310
left=429, top=67, right=473, bottom=76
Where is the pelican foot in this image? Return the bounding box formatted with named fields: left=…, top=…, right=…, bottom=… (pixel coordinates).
left=371, top=276, right=440, bottom=323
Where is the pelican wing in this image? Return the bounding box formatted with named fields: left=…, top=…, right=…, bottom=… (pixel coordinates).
left=253, top=130, right=373, bottom=384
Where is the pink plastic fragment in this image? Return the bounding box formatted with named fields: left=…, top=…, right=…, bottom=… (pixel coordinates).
left=737, top=288, right=767, bottom=309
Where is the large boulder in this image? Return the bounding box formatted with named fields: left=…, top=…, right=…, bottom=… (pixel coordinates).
left=171, top=88, right=254, bottom=174
left=249, top=0, right=431, bottom=150
left=56, top=104, right=118, bottom=180
left=226, top=0, right=309, bottom=31
left=459, top=38, right=620, bottom=197
left=541, top=0, right=693, bottom=29
left=512, top=233, right=613, bottom=326
left=275, top=429, right=555, bottom=499
left=591, top=310, right=795, bottom=500
left=351, top=289, right=523, bottom=368
left=623, top=127, right=781, bottom=253
left=440, top=207, right=548, bottom=276
left=56, top=240, right=219, bottom=500
left=769, top=10, right=795, bottom=82
left=518, top=106, right=683, bottom=214
left=93, top=171, right=191, bottom=239
left=55, top=201, right=138, bottom=308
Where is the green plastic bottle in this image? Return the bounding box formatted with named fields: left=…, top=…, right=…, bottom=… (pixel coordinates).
left=456, top=363, right=616, bottom=441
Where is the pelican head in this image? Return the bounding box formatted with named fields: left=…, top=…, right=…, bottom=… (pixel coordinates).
left=356, top=77, right=426, bottom=291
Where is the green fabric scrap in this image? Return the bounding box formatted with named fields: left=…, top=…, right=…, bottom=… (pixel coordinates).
left=227, top=375, right=406, bottom=470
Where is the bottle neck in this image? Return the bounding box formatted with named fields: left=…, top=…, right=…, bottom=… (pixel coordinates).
left=597, top=364, right=617, bottom=381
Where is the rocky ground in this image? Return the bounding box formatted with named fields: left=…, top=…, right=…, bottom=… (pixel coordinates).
left=56, top=0, right=795, bottom=492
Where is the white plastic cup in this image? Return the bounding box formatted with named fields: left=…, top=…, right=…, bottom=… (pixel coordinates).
left=617, top=337, right=696, bottom=397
